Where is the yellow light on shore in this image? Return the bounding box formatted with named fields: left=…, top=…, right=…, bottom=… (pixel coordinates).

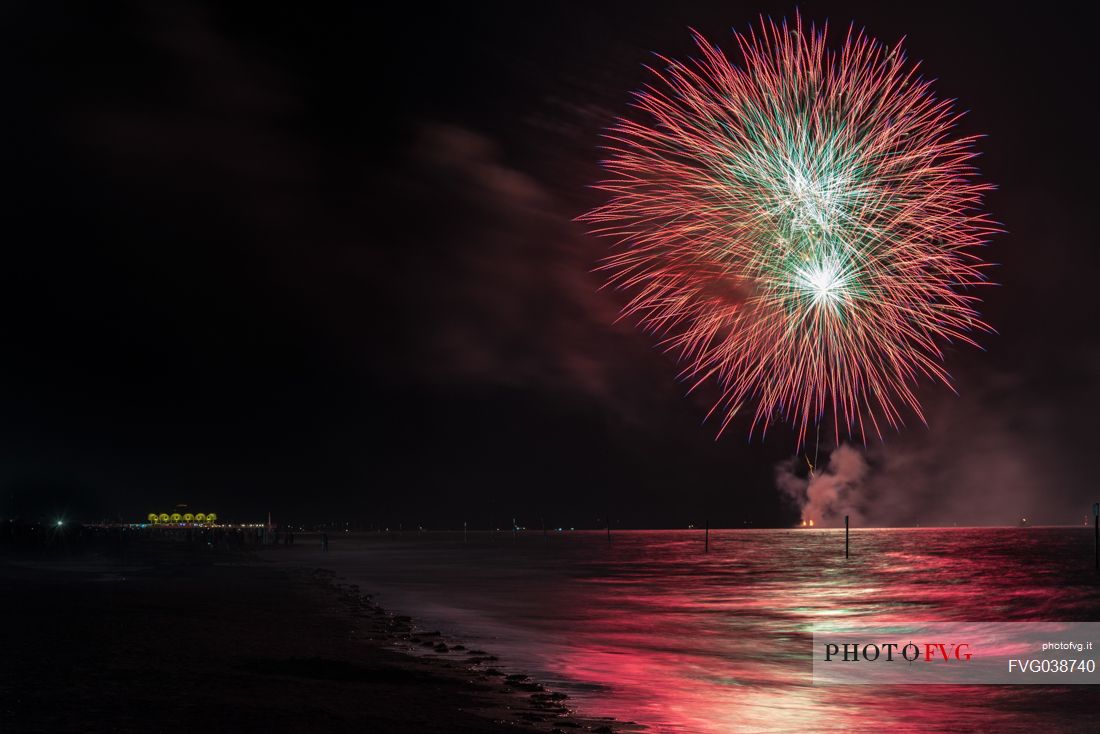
left=145, top=511, right=218, bottom=525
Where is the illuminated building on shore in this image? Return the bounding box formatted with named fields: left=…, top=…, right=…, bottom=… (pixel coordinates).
left=146, top=511, right=218, bottom=526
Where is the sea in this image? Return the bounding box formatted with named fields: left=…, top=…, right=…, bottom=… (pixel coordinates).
left=278, top=528, right=1100, bottom=733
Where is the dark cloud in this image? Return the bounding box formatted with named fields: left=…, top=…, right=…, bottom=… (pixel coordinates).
left=367, top=123, right=691, bottom=422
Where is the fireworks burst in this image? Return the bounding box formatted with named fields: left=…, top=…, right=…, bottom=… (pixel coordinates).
left=581, top=14, right=998, bottom=444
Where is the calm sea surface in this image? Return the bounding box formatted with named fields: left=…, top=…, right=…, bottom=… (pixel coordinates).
left=276, top=528, right=1100, bottom=732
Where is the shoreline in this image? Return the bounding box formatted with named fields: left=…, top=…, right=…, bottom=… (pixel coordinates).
left=308, top=566, right=631, bottom=733
left=0, top=541, right=628, bottom=733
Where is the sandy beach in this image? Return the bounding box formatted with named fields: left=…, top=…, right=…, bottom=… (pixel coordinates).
left=0, top=537, right=620, bottom=733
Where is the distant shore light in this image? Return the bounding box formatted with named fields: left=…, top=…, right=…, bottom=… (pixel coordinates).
left=146, top=511, right=216, bottom=524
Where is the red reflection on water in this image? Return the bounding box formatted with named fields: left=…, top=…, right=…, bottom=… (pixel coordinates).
left=287, top=529, right=1100, bottom=733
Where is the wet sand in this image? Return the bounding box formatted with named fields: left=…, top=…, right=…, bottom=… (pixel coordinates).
left=0, top=541, right=621, bottom=733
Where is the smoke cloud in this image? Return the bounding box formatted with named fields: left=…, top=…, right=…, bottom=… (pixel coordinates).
left=775, top=361, right=1093, bottom=528
left=776, top=444, right=869, bottom=527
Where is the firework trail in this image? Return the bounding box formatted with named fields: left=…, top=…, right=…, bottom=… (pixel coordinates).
left=581, top=14, right=998, bottom=444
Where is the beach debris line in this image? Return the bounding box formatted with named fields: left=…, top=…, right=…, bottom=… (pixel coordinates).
left=323, top=578, right=628, bottom=731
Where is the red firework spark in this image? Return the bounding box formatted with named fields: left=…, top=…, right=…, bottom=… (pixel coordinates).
left=581, top=14, right=999, bottom=444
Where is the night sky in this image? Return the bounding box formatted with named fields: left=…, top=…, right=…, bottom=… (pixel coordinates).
left=1, top=1, right=1096, bottom=528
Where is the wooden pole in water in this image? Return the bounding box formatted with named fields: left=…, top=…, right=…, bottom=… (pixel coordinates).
left=705, top=519, right=709, bottom=553
left=1094, top=502, right=1098, bottom=570
left=463, top=521, right=467, bottom=545
left=512, top=517, right=516, bottom=542
left=845, top=515, right=850, bottom=558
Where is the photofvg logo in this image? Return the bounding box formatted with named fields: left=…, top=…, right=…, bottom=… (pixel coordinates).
left=812, top=623, right=1100, bottom=685
left=824, top=641, right=972, bottom=663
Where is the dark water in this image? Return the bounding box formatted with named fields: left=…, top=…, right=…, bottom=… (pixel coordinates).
left=282, top=528, right=1100, bottom=732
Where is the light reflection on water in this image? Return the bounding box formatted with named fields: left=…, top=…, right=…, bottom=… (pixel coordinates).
left=286, top=529, right=1100, bottom=732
